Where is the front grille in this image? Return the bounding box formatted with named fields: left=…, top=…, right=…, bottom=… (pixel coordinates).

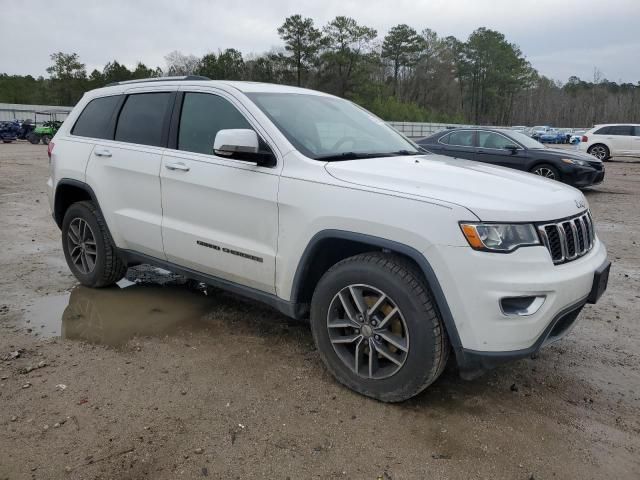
left=538, top=211, right=595, bottom=264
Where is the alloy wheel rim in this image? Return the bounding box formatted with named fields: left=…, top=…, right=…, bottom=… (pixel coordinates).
left=327, top=284, right=409, bottom=379
left=534, top=167, right=555, bottom=179
left=67, top=218, right=98, bottom=274
left=591, top=146, right=606, bottom=159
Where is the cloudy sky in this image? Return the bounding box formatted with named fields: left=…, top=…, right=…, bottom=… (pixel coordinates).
left=1, top=0, right=639, bottom=83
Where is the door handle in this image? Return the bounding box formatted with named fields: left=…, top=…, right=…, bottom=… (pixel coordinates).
left=94, top=148, right=112, bottom=158
left=165, top=162, right=190, bottom=172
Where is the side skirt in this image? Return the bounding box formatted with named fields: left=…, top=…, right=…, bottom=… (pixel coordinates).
left=117, top=249, right=305, bottom=320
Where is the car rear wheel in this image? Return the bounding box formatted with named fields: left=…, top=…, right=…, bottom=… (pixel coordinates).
left=27, top=133, right=40, bottom=144
left=62, top=201, right=127, bottom=287
left=588, top=144, right=610, bottom=161
left=531, top=164, right=560, bottom=180
left=310, top=252, right=449, bottom=402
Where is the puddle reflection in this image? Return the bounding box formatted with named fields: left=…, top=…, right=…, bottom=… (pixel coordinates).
left=26, top=283, right=216, bottom=347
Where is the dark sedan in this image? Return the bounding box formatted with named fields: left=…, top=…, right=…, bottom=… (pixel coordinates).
left=417, top=128, right=604, bottom=188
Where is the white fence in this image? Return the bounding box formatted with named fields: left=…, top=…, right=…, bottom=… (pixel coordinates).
left=387, top=121, right=508, bottom=138
left=0, top=103, right=73, bottom=124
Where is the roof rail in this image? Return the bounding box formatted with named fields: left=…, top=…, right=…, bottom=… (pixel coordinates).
left=106, top=75, right=210, bottom=87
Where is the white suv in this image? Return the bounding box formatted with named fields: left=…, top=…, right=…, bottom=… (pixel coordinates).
left=47, top=77, right=610, bottom=401
left=579, top=123, right=640, bottom=160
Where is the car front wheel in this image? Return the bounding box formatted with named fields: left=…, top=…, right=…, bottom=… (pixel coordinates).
left=310, top=252, right=450, bottom=402
left=531, top=164, right=560, bottom=180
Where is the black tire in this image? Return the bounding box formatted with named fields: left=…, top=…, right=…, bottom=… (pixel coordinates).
left=61, top=201, right=127, bottom=287
left=27, top=133, right=40, bottom=144
left=310, top=252, right=450, bottom=402
left=588, top=144, right=610, bottom=161
left=530, top=163, right=560, bottom=181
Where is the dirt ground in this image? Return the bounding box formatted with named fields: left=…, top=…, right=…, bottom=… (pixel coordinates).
left=0, top=143, right=638, bottom=480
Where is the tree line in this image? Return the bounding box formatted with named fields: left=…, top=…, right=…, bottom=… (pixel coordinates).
left=1, top=14, right=639, bottom=127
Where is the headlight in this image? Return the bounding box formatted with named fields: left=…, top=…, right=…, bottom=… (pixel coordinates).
left=562, top=158, right=588, bottom=166
left=460, top=223, right=540, bottom=252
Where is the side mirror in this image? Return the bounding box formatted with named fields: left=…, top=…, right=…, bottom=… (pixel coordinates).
left=214, top=129, right=276, bottom=167
left=504, top=144, right=519, bottom=154
left=214, top=129, right=259, bottom=155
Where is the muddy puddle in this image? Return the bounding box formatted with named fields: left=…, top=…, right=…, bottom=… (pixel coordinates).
left=24, top=271, right=218, bottom=347
left=21, top=262, right=311, bottom=349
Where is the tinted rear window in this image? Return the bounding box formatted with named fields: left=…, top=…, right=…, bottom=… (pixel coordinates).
left=595, top=125, right=632, bottom=135
left=71, top=95, right=122, bottom=139
left=115, top=93, right=172, bottom=147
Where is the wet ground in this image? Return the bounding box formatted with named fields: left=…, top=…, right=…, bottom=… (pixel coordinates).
left=1, top=143, right=639, bottom=479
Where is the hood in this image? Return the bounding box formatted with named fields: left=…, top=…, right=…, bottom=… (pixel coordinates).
left=542, top=147, right=602, bottom=165
left=325, top=154, right=588, bottom=222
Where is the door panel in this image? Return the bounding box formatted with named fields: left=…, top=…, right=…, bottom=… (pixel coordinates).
left=160, top=90, right=279, bottom=294
left=602, top=125, right=632, bottom=154
left=160, top=152, right=279, bottom=293
left=474, top=131, right=528, bottom=170
left=86, top=141, right=165, bottom=257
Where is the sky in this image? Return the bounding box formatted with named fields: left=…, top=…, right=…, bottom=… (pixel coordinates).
left=1, top=0, right=639, bottom=84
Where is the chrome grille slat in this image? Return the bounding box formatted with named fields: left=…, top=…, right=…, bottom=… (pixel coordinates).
left=576, top=217, right=587, bottom=254
left=537, top=211, right=595, bottom=265
left=556, top=223, right=568, bottom=261
left=569, top=221, right=579, bottom=259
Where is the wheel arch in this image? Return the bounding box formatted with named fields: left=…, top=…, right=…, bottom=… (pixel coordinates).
left=289, top=230, right=464, bottom=356
left=54, top=179, right=103, bottom=228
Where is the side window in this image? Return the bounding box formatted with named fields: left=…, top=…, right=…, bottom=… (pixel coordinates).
left=609, top=125, right=633, bottom=136
left=478, top=131, right=513, bottom=149
left=71, top=95, right=122, bottom=139
left=178, top=92, right=253, bottom=155
left=594, top=126, right=611, bottom=135
left=438, top=133, right=450, bottom=144
left=447, top=130, right=475, bottom=147
left=115, top=92, right=172, bottom=147
left=634, top=126, right=640, bottom=136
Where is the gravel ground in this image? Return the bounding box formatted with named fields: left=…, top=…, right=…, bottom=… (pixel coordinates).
left=0, top=143, right=638, bottom=480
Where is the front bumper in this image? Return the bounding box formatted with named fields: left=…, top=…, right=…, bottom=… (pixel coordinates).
left=565, top=164, right=605, bottom=187
left=424, top=238, right=608, bottom=372
left=457, top=297, right=587, bottom=378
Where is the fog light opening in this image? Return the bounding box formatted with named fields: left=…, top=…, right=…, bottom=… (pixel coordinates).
left=500, top=295, right=546, bottom=317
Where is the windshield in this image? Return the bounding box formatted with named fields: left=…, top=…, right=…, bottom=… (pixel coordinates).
left=507, top=130, right=545, bottom=149
left=246, top=92, right=420, bottom=160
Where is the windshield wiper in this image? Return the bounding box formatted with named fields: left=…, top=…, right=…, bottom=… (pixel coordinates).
left=388, top=149, right=422, bottom=156
left=316, top=150, right=421, bottom=162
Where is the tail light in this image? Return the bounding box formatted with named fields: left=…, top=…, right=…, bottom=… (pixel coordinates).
left=47, top=141, right=55, bottom=160
left=581, top=136, right=588, bottom=142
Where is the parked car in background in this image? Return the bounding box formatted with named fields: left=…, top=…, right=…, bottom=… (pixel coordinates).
left=417, top=128, right=605, bottom=188
left=538, top=128, right=566, bottom=144
left=579, top=124, right=640, bottom=160
left=528, top=126, right=552, bottom=139
left=558, top=128, right=573, bottom=144
left=510, top=125, right=528, bottom=132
